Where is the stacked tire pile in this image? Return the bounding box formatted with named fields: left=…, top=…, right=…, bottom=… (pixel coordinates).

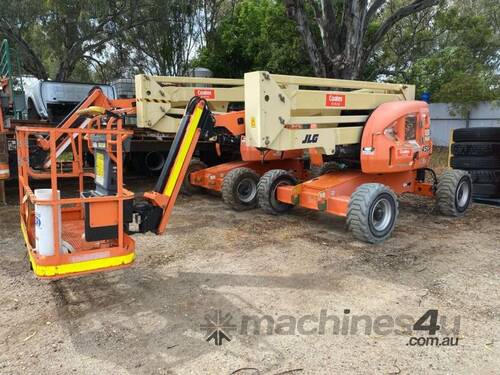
left=450, top=127, right=500, bottom=201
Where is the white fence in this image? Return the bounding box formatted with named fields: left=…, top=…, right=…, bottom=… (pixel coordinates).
left=430, top=102, right=500, bottom=146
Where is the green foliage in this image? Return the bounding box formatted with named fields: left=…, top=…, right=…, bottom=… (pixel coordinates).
left=195, top=0, right=312, bottom=77
left=369, top=0, right=499, bottom=110
left=0, top=0, right=498, bottom=117
left=0, top=0, right=141, bottom=81
left=116, top=0, right=200, bottom=76
left=433, top=72, right=499, bottom=117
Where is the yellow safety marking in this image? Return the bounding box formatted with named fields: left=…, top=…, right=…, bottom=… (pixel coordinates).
left=95, top=152, right=105, bottom=186
left=20, top=220, right=30, bottom=245
left=250, top=117, right=256, bottom=128
left=448, top=129, right=453, bottom=167
left=77, top=106, right=106, bottom=116
left=29, top=251, right=135, bottom=278
left=95, top=152, right=104, bottom=177
left=163, top=106, right=203, bottom=197
left=137, top=98, right=169, bottom=104
left=21, top=221, right=135, bottom=278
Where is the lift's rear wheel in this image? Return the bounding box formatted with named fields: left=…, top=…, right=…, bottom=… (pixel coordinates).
left=258, top=169, right=298, bottom=215
left=436, top=170, right=472, bottom=216
left=347, top=183, right=399, bottom=244
left=181, top=158, right=207, bottom=196
left=222, top=167, right=260, bottom=211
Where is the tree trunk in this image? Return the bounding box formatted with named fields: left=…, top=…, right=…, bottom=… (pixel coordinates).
left=340, top=1, right=368, bottom=79
left=285, top=0, right=439, bottom=80
left=55, top=59, right=77, bottom=82
left=284, top=0, right=327, bottom=77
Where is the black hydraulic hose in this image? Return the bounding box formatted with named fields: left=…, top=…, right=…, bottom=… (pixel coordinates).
left=423, top=167, right=438, bottom=190
left=153, top=96, right=206, bottom=193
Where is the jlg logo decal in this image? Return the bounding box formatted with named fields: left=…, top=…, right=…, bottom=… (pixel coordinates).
left=302, top=134, right=319, bottom=144
left=325, top=93, right=346, bottom=107
left=195, top=89, right=215, bottom=99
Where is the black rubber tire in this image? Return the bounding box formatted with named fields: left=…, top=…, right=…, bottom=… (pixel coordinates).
left=221, top=167, right=260, bottom=211
left=450, top=156, right=500, bottom=170
left=453, top=127, right=500, bottom=143
left=472, top=183, right=500, bottom=198
left=346, top=183, right=399, bottom=244
left=181, top=158, right=207, bottom=196
left=451, top=142, right=500, bottom=157
left=436, top=170, right=472, bottom=216
left=309, top=162, right=338, bottom=178
left=469, top=170, right=500, bottom=184
left=257, top=169, right=298, bottom=215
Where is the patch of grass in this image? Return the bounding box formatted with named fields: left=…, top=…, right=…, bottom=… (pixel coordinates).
left=57, top=151, right=74, bottom=162
left=429, top=146, right=450, bottom=174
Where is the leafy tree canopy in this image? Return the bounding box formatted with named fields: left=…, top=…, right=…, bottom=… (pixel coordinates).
left=0, top=0, right=497, bottom=110
left=195, top=0, right=312, bottom=77
left=369, top=0, right=499, bottom=108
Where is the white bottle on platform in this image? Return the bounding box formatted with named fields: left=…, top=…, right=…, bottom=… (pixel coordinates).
left=34, top=189, right=62, bottom=256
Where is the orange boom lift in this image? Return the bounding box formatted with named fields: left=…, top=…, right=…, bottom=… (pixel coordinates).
left=18, top=97, right=214, bottom=278
left=182, top=109, right=309, bottom=211
left=133, top=74, right=312, bottom=211
left=17, top=72, right=472, bottom=279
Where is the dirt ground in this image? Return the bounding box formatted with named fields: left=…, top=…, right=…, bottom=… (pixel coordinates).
left=0, top=174, right=499, bottom=375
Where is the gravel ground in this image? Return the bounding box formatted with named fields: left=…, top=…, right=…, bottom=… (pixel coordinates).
left=0, top=176, right=498, bottom=375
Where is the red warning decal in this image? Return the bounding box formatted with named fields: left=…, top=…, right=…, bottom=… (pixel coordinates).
left=194, top=88, right=215, bottom=99
left=325, top=93, right=346, bottom=107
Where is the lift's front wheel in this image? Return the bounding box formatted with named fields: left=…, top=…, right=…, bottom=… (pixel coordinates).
left=181, top=158, right=207, bottom=196
left=222, top=167, right=260, bottom=211
left=258, top=169, right=298, bottom=215
left=436, top=170, right=472, bottom=216
left=347, top=183, right=399, bottom=244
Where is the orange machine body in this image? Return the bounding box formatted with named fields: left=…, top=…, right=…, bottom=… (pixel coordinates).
left=213, top=110, right=246, bottom=137
left=361, top=100, right=432, bottom=173
left=190, top=159, right=308, bottom=192
left=189, top=110, right=309, bottom=192
left=276, top=101, right=435, bottom=217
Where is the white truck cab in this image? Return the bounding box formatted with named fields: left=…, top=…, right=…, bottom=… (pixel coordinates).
left=23, top=77, right=116, bottom=123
